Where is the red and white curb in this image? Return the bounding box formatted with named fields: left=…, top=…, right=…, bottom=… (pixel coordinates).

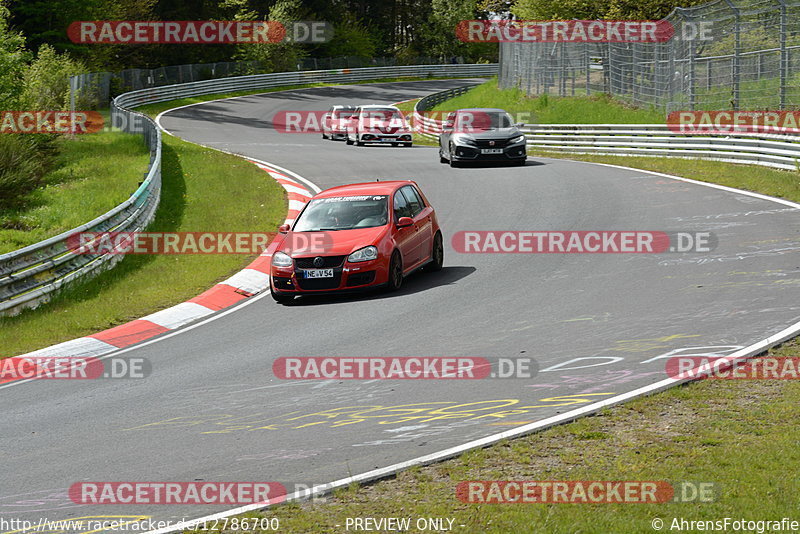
left=6, top=162, right=313, bottom=363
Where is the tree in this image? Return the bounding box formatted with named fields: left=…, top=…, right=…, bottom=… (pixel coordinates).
left=0, top=0, right=29, bottom=109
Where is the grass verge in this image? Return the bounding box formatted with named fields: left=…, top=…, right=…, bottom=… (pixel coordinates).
left=231, top=340, right=800, bottom=533
left=0, top=131, right=150, bottom=254
left=1, top=133, right=285, bottom=356
left=429, top=78, right=665, bottom=124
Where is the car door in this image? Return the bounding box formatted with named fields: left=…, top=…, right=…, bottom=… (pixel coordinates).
left=400, top=185, right=433, bottom=268
left=392, top=189, right=417, bottom=267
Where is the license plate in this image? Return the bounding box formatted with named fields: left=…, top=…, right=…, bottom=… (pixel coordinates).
left=481, top=148, right=504, bottom=154
left=302, top=269, right=333, bottom=278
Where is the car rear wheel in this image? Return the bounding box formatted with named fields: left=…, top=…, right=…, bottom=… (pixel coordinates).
left=346, top=136, right=354, bottom=145
left=386, top=251, right=403, bottom=292
left=322, top=132, right=328, bottom=139
left=439, top=148, right=448, bottom=164
left=270, top=282, right=294, bottom=304
left=427, top=232, right=444, bottom=272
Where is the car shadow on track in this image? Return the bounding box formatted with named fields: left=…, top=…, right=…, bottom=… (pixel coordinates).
left=279, top=265, right=476, bottom=306
left=446, top=160, right=547, bottom=169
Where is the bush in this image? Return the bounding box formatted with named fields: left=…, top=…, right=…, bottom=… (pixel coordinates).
left=0, top=135, right=54, bottom=209
left=19, top=44, right=86, bottom=110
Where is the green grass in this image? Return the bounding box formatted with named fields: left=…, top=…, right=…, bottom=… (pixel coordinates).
left=0, top=133, right=285, bottom=356
left=430, top=78, right=665, bottom=124
left=0, top=131, right=151, bottom=254
left=224, top=340, right=800, bottom=533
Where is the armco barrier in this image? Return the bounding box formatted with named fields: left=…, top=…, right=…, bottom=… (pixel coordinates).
left=0, top=64, right=497, bottom=316
left=413, top=86, right=800, bottom=170
left=0, top=111, right=161, bottom=316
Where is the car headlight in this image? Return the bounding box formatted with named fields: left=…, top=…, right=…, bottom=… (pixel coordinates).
left=453, top=136, right=476, bottom=146
left=509, top=134, right=526, bottom=144
left=272, top=251, right=293, bottom=267
left=347, top=246, right=378, bottom=263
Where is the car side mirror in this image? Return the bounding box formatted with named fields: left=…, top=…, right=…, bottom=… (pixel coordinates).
left=444, top=121, right=455, bottom=131
left=515, top=122, right=525, bottom=128
left=279, top=224, right=290, bottom=233
left=396, top=217, right=414, bottom=228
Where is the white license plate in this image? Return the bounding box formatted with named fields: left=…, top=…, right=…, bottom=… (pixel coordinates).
left=303, top=269, right=333, bottom=278
left=481, top=148, right=504, bottom=154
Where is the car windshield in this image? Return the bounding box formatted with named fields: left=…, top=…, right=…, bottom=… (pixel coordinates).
left=456, top=111, right=514, bottom=131
left=293, top=195, right=389, bottom=232
left=361, top=109, right=404, bottom=121
left=333, top=109, right=355, bottom=118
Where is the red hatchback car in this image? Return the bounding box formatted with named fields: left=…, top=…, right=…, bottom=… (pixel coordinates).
left=269, top=181, right=443, bottom=303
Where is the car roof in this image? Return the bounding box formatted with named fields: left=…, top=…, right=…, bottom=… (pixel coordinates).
left=330, top=105, right=356, bottom=110
left=357, top=105, right=400, bottom=110
left=314, top=181, right=416, bottom=198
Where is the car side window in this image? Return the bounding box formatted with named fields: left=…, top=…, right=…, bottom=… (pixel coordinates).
left=401, top=186, right=424, bottom=217
left=394, top=191, right=412, bottom=221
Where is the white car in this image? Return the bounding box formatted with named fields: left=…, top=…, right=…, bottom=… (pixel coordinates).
left=322, top=105, right=357, bottom=140
left=345, top=105, right=413, bottom=147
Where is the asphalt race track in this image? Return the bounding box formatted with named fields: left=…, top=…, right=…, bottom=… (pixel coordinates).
left=2, top=79, right=799, bottom=529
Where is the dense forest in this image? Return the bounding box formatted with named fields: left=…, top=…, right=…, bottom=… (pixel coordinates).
left=4, top=0, right=710, bottom=73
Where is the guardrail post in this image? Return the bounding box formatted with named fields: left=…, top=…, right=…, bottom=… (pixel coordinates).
left=723, top=0, right=741, bottom=110
left=779, top=0, right=788, bottom=110
left=584, top=43, right=591, bottom=96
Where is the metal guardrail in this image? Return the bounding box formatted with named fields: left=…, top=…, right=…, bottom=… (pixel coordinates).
left=0, top=64, right=498, bottom=316
left=114, top=64, right=497, bottom=108
left=413, top=85, right=800, bottom=170
left=521, top=124, right=800, bottom=171
left=0, top=111, right=161, bottom=316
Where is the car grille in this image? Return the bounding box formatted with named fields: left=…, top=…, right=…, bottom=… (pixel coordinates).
left=475, top=138, right=509, bottom=148
left=295, top=271, right=343, bottom=290
left=294, top=255, right=346, bottom=269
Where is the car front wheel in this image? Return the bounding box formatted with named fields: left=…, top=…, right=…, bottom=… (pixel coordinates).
left=270, top=282, right=294, bottom=304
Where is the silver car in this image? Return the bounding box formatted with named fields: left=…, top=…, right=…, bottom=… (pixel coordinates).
left=438, top=108, right=527, bottom=167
